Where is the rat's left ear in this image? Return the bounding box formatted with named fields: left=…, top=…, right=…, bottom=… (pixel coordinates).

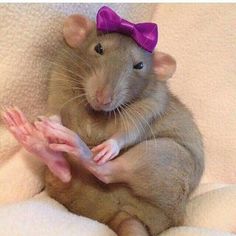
left=63, top=14, right=95, bottom=48
left=153, top=51, right=176, bottom=81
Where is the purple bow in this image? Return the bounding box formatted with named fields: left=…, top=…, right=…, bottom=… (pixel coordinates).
left=96, top=6, right=158, bottom=53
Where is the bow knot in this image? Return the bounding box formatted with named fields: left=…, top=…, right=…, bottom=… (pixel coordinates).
left=96, top=6, right=158, bottom=53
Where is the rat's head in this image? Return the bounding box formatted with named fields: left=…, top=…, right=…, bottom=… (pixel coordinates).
left=63, top=14, right=176, bottom=112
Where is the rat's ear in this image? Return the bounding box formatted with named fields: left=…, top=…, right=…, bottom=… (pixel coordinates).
left=63, top=14, right=94, bottom=48
left=153, top=51, right=176, bottom=81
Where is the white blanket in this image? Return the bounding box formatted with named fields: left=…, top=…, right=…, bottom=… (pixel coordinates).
left=0, top=184, right=235, bottom=236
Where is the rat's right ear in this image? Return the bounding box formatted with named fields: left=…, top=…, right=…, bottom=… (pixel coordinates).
left=153, top=51, right=176, bottom=81
left=63, top=14, right=94, bottom=48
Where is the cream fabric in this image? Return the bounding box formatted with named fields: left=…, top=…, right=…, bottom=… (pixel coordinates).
left=152, top=4, right=236, bottom=184
left=0, top=184, right=235, bottom=236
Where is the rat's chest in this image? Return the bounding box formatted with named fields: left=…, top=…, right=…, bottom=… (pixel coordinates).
left=75, top=117, right=113, bottom=147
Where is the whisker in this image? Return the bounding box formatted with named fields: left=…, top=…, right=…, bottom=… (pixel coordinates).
left=61, top=47, right=96, bottom=75
left=51, top=70, right=85, bottom=84
left=113, top=109, right=117, bottom=127
left=121, top=104, right=145, bottom=147
left=59, top=48, right=91, bottom=76
left=59, top=93, right=87, bottom=112
left=116, top=106, right=129, bottom=147
left=127, top=104, right=158, bottom=153
left=124, top=104, right=149, bottom=154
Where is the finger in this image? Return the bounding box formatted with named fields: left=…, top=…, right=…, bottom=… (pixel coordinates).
left=44, top=120, right=87, bottom=149
left=6, top=108, right=29, bottom=136
left=97, top=152, right=113, bottom=165
left=7, top=107, right=22, bottom=126
left=13, top=106, right=28, bottom=123
left=93, top=149, right=108, bottom=162
left=44, top=119, right=77, bottom=138
left=49, top=143, right=75, bottom=154
left=56, top=168, right=72, bottom=183
left=48, top=158, right=72, bottom=183
left=9, top=126, right=27, bottom=142
left=47, top=136, right=61, bottom=144
left=47, top=136, right=54, bottom=144
left=91, top=143, right=105, bottom=152
left=34, top=121, right=44, bottom=131
left=4, top=109, right=17, bottom=127
left=13, top=106, right=33, bottom=133
left=35, top=121, right=78, bottom=149
left=5, top=109, right=29, bottom=136
left=2, top=112, right=15, bottom=127
left=41, top=122, right=77, bottom=146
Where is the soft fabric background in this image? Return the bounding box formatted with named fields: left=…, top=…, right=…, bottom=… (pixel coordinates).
left=152, top=4, right=236, bottom=184
left=0, top=3, right=235, bottom=236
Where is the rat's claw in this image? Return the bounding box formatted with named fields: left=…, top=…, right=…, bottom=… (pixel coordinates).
left=97, top=152, right=114, bottom=165
left=93, top=139, right=120, bottom=164
left=93, top=148, right=108, bottom=162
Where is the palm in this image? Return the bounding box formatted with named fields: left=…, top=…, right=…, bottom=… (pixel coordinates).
left=1, top=107, right=70, bottom=182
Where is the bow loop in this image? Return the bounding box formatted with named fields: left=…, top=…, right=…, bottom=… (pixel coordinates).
left=96, top=6, right=158, bottom=53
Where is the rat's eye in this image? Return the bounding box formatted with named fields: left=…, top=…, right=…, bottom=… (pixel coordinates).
left=133, top=62, right=144, bottom=70
left=95, top=43, right=104, bottom=55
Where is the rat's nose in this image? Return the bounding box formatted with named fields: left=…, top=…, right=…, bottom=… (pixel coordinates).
left=96, top=90, right=112, bottom=106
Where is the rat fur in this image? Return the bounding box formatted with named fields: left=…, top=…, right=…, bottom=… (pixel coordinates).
left=45, top=15, right=204, bottom=236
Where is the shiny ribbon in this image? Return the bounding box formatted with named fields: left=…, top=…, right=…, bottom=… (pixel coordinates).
left=96, top=6, right=158, bottom=53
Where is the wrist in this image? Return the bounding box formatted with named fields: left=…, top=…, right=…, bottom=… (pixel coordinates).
left=110, top=135, right=124, bottom=150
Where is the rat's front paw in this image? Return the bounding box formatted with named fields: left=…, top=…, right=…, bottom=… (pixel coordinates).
left=35, top=119, right=92, bottom=160
left=92, top=139, right=120, bottom=165
left=1, top=106, right=71, bottom=183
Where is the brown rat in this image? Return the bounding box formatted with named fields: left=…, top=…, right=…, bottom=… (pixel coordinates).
left=43, top=13, right=204, bottom=236
left=2, top=12, right=204, bottom=236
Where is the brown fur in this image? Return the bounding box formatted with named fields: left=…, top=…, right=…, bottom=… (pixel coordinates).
left=45, top=18, right=204, bottom=236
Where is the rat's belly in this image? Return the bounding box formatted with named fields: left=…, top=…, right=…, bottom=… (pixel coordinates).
left=45, top=165, right=122, bottom=223
left=45, top=167, right=169, bottom=234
